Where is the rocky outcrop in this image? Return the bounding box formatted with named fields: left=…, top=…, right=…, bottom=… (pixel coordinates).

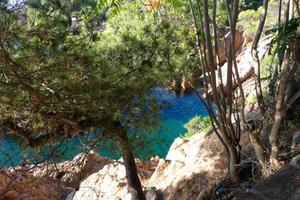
left=148, top=130, right=228, bottom=200
left=73, top=158, right=159, bottom=200
left=15, top=150, right=111, bottom=189
left=169, top=77, right=195, bottom=92
left=0, top=128, right=256, bottom=200
left=70, top=130, right=228, bottom=200
left=181, top=77, right=195, bottom=91
left=206, top=36, right=272, bottom=98
left=234, top=155, right=300, bottom=200
left=72, top=160, right=132, bottom=200
left=217, top=29, right=245, bottom=66
left=0, top=169, right=73, bottom=200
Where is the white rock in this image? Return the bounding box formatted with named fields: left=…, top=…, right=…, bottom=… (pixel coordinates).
left=148, top=130, right=227, bottom=200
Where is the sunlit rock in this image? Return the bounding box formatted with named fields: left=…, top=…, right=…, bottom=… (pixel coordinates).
left=21, top=150, right=111, bottom=189
left=0, top=169, right=73, bottom=200
left=73, top=158, right=158, bottom=200
left=148, top=130, right=228, bottom=199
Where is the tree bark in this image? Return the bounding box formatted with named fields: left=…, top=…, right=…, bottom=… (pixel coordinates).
left=269, top=52, right=292, bottom=169
left=228, top=145, right=240, bottom=182
left=249, top=130, right=268, bottom=175
left=115, top=128, right=145, bottom=200
left=252, top=0, right=269, bottom=115
left=200, top=0, right=242, bottom=182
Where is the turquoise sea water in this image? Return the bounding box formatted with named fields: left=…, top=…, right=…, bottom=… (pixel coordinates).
left=0, top=88, right=208, bottom=167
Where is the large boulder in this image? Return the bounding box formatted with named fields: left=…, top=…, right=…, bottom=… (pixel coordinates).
left=181, top=77, right=195, bottom=91
left=148, top=130, right=228, bottom=200
left=218, top=29, right=244, bottom=66
left=168, top=77, right=195, bottom=93
left=234, top=155, right=300, bottom=200
left=72, top=130, right=228, bottom=200
left=72, top=161, right=131, bottom=200
left=73, top=158, right=159, bottom=200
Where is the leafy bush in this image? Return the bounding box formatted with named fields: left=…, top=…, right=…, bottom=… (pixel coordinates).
left=269, top=17, right=300, bottom=54
left=182, top=116, right=212, bottom=138
left=240, top=0, right=263, bottom=11
left=238, top=1, right=282, bottom=39
left=238, top=8, right=261, bottom=38
left=260, top=54, right=278, bottom=79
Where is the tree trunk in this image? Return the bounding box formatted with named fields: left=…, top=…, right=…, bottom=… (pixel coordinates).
left=252, top=0, right=269, bottom=115
left=269, top=52, right=292, bottom=170
left=115, top=129, right=145, bottom=200
left=249, top=130, right=269, bottom=175
left=228, top=145, right=240, bottom=182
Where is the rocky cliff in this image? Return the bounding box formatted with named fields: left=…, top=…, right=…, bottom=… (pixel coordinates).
left=0, top=130, right=227, bottom=200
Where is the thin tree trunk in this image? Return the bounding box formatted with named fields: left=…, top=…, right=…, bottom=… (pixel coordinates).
left=269, top=52, right=292, bottom=170
left=115, top=127, right=145, bottom=200
left=294, top=0, right=300, bottom=17
left=269, top=0, right=284, bottom=99
left=203, top=0, right=241, bottom=182
left=228, top=145, right=240, bottom=181
left=252, top=0, right=269, bottom=115
left=249, top=130, right=268, bottom=175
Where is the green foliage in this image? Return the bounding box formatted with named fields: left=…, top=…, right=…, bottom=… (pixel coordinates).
left=0, top=0, right=195, bottom=149
left=216, top=0, right=228, bottom=26
left=269, top=17, right=300, bottom=54
left=181, top=115, right=211, bottom=138
left=238, top=1, right=283, bottom=39
left=238, top=8, right=261, bottom=38
left=260, top=54, right=278, bottom=79
left=246, top=93, right=257, bottom=104
left=240, top=0, right=263, bottom=11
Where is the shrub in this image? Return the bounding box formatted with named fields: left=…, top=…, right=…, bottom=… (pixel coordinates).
left=182, top=116, right=212, bottom=138
left=238, top=8, right=261, bottom=38
left=240, top=0, right=263, bottom=11
left=260, top=54, right=278, bottom=79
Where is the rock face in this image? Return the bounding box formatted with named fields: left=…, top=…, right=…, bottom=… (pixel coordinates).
left=73, top=159, right=158, bottom=200
left=148, top=130, right=228, bottom=200
left=169, top=77, right=195, bottom=92
left=24, top=150, right=110, bottom=189
left=181, top=77, right=194, bottom=91
left=72, top=130, right=227, bottom=200
left=73, top=161, right=132, bottom=200
left=0, top=151, right=110, bottom=200
left=234, top=155, right=300, bottom=200
left=0, top=129, right=254, bottom=200
left=218, top=29, right=244, bottom=66
left=0, top=169, right=73, bottom=200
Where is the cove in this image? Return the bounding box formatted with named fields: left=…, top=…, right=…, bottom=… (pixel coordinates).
left=0, top=88, right=208, bottom=167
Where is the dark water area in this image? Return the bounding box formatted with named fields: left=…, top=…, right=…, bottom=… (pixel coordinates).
left=0, top=88, right=208, bottom=167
